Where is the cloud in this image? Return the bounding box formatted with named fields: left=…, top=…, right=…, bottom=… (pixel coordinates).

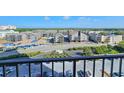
left=63, top=16, right=70, bottom=20
left=78, top=16, right=99, bottom=22
left=78, top=16, right=90, bottom=21
left=44, top=16, right=50, bottom=20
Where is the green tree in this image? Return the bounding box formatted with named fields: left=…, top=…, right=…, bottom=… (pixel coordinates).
left=93, top=46, right=109, bottom=54
left=114, top=40, right=124, bottom=52
left=108, top=50, right=118, bottom=54
left=99, top=32, right=108, bottom=35
left=83, top=47, right=93, bottom=56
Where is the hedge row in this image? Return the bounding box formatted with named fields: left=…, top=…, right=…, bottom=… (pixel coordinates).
left=0, top=51, right=43, bottom=60
left=68, top=45, right=119, bottom=56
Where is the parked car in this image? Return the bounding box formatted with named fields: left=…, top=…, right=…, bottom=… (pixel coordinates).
left=0, top=71, right=3, bottom=76
left=43, top=72, right=53, bottom=77
left=47, top=72, right=53, bottom=77
left=66, top=70, right=73, bottom=77
left=58, top=72, right=63, bottom=77
left=112, top=72, right=124, bottom=77
left=85, top=71, right=92, bottom=77
left=77, top=70, right=92, bottom=77
left=77, top=70, right=85, bottom=77
left=6, top=67, right=14, bottom=74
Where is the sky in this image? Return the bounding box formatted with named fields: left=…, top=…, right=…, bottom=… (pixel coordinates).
left=0, top=16, right=124, bottom=28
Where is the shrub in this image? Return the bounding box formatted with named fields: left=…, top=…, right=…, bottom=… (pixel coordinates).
left=93, top=45, right=109, bottom=54
left=44, top=51, right=70, bottom=58
left=108, top=50, right=119, bottom=54
left=0, top=51, right=43, bottom=60
left=25, top=51, right=41, bottom=57
left=82, top=47, right=93, bottom=56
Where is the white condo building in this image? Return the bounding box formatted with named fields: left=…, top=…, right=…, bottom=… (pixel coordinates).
left=0, top=30, right=18, bottom=38
left=0, top=25, right=16, bottom=30
left=89, top=33, right=122, bottom=44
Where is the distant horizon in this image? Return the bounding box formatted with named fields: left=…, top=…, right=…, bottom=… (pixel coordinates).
left=16, top=27, right=124, bottom=29
left=0, top=16, right=124, bottom=28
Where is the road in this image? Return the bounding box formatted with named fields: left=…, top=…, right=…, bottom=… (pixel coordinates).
left=23, top=42, right=107, bottom=52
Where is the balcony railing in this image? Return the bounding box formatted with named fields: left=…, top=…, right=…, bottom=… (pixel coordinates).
left=0, top=54, right=124, bottom=77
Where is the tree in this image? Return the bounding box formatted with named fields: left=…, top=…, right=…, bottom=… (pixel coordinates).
left=108, top=50, right=118, bottom=54
left=93, top=46, right=109, bottom=54
left=114, top=41, right=124, bottom=52
left=118, top=41, right=124, bottom=48
left=83, top=47, right=93, bottom=56
left=99, top=32, right=108, bottom=35
left=113, top=31, right=124, bottom=35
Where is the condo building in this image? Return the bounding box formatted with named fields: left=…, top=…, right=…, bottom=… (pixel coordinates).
left=0, top=25, right=16, bottom=30
left=5, top=33, right=22, bottom=42
left=89, top=33, right=122, bottom=44
left=54, top=33, right=64, bottom=43
left=69, top=31, right=88, bottom=42
left=0, top=30, right=18, bottom=38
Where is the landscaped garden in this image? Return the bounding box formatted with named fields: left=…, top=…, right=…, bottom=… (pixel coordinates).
left=68, top=41, right=124, bottom=56
left=43, top=51, right=70, bottom=58
left=0, top=51, right=43, bottom=60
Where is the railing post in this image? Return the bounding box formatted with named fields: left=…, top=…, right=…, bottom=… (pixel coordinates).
left=93, top=59, right=96, bottom=77
left=28, top=63, right=31, bottom=77
left=2, top=65, right=6, bottom=77
left=110, top=58, right=114, bottom=77
left=119, top=58, right=122, bottom=77
left=83, top=60, right=86, bottom=77
left=52, top=62, right=54, bottom=77
left=63, top=61, right=65, bottom=77
left=16, top=64, right=19, bottom=77
left=73, top=61, right=76, bottom=77
left=40, top=62, right=43, bottom=77
left=102, top=59, right=105, bottom=77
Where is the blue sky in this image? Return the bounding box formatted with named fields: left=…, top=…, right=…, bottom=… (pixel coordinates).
left=0, top=16, right=124, bottom=28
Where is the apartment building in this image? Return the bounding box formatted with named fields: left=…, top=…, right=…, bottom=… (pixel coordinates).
left=0, top=30, right=19, bottom=38
left=54, top=33, right=64, bottom=43
left=5, top=33, right=22, bottom=42
left=69, top=31, right=88, bottom=42
left=109, top=35, right=122, bottom=44
left=0, top=25, right=16, bottom=30
left=89, top=33, right=122, bottom=44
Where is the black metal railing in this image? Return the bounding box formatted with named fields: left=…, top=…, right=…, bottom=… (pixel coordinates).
left=0, top=54, right=124, bottom=77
